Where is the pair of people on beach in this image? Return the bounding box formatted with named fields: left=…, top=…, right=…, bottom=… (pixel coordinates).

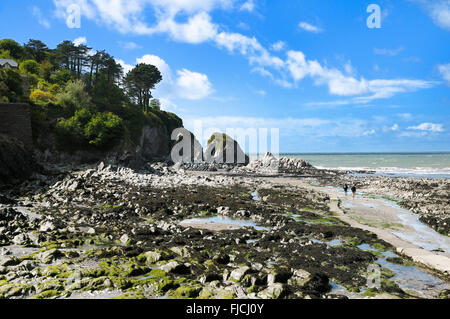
left=343, top=184, right=357, bottom=197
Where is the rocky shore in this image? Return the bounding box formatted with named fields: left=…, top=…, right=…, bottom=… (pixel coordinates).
left=0, top=156, right=448, bottom=299
left=312, top=174, right=450, bottom=236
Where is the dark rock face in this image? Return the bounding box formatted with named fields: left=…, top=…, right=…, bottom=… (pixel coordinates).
left=0, top=134, right=36, bottom=185
left=137, top=125, right=171, bottom=161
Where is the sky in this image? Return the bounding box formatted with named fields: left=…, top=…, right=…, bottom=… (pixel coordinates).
left=0, top=0, right=449, bottom=153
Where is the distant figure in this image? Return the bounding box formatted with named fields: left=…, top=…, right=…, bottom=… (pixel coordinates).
left=343, top=184, right=348, bottom=195
left=351, top=185, right=357, bottom=198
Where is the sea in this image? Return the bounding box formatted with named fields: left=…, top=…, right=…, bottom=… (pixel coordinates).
left=252, top=153, right=450, bottom=178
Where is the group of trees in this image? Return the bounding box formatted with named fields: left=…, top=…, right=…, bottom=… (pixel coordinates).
left=0, top=38, right=168, bottom=151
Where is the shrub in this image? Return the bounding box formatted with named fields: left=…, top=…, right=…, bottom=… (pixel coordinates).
left=56, top=80, right=92, bottom=114
left=30, top=90, right=57, bottom=104
left=84, top=112, right=124, bottom=148
left=55, top=108, right=93, bottom=148
left=19, top=60, right=40, bottom=75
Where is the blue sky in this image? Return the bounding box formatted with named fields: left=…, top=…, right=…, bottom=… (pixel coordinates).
left=1, top=0, right=449, bottom=152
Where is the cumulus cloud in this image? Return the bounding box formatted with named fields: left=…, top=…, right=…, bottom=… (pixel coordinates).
left=176, top=69, right=213, bottom=100
left=271, top=41, right=286, bottom=52
left=52, top=0, right=437, bottom=104
left=438, top=63, right=450, bottom=85
left=286, top=50, right=436, bottom=103
left=412, top=0, right=450, bottom=31
left=73, top=36, right=87, bottom=46
left=407, top=123, right=444, bottom=132
left=116, top=53, right=213, bottom=108
left=298, top=22, right=322, bottom=33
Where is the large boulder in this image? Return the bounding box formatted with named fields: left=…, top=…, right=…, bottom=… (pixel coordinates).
left=0, top=134, right=36, bottom=185
left=204, top=133, right=249, bottom=165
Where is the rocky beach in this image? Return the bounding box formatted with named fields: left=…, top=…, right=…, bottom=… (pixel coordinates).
left=0, top=154, right=449, bottom=300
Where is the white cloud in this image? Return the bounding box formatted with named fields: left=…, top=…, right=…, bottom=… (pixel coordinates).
left=137, top=54, right=173, bottom=82
left=176, top=69, right=213, bottom=100
left=298, top=22, right=322, bottom=33
left=73, top=36, right=87, bottom=46
left=116, top=59, right=134, bottom=75
left=117, top=54, right=213, bottom=103
left=240, top=0, right=256, bottom=12
left=374, top=47, right=404, bottom=56
left=438, top=63, right=450, bottom=85
left=119, top=41, right=142, bottom=50
left=271, top=41, right=286, bottom=52
left=184, top=116, right=378, bottom=139
left=32, top=6, right=50, bottom=29
left=363, top=129, right=376, bottom=136
left=255, top=89, right=266, bottom=96
left=286, top=50, right=436, bottom=102
left=397, top=113, right=413, bottom=120
left=407, top=123, right=444, bottom=132
left=413, top=0, right=450, bottom=31
left=52, top=0, right=437, bottom=104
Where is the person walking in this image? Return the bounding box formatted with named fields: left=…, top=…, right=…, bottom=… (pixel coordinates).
left=351, top=185, right=357, bottom=198
left=343, top=184, right=348, bottom=195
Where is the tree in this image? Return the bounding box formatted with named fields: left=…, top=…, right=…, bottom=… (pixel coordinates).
left=0, top=39, right=24, bottom=60
left=124, top=63, right=162, bottom=112
left=150, top=98, right=161, bottom=110
left=24, top=39, right=49, bottom=63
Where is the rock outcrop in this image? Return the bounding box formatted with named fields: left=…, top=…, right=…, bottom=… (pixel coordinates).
left=239, top=152, right=315, bottom=175
left=0, top=134, right=36, bottom=185
left=204, top=133, right=249, bottom=166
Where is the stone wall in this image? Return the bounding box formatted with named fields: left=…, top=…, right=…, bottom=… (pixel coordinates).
left=0, top=103, right=33, bottom=149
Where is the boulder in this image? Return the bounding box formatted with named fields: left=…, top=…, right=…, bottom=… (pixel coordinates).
left=204, top=133, right=249, bottom=166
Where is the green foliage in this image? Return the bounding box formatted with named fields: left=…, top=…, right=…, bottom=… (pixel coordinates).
left=0, top=68, right=23, bottom=102
left=39, top=60, right=53, bottom=80
left=0, top=39, right=24, bottom=60
left=24, top=39, right=49, bottom=63
left=90, top=78, right=127, bottom=113
left=56, top=108, right=93, bottom=148
left=84, top=112, right=124, bottom=148
left=56, top=80, right=92, bottom=112
left=30, top=89, right=57, bottom=104
left=50, top=69, right=72, bottom=86
left=124, top=63, right=162, bottom=111
left=2, top=37, right=183, bottom=153
left=150, top=98, right=161, bottom=110
left=56, top=109, right=123, bottom=150
left=19, top=60, right=40, bottom=75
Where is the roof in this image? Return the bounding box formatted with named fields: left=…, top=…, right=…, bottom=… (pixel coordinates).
left=0, top=59, right=18, bottom=67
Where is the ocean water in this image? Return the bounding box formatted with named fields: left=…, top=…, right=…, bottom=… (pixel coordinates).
left=252, top=153, right=450, bottom=178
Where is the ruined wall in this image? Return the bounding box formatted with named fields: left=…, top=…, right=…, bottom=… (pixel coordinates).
left=0, top=103, right=33, bottom=149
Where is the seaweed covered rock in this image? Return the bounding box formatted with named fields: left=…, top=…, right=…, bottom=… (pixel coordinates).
left=204, top=133, right=249, bottom=166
